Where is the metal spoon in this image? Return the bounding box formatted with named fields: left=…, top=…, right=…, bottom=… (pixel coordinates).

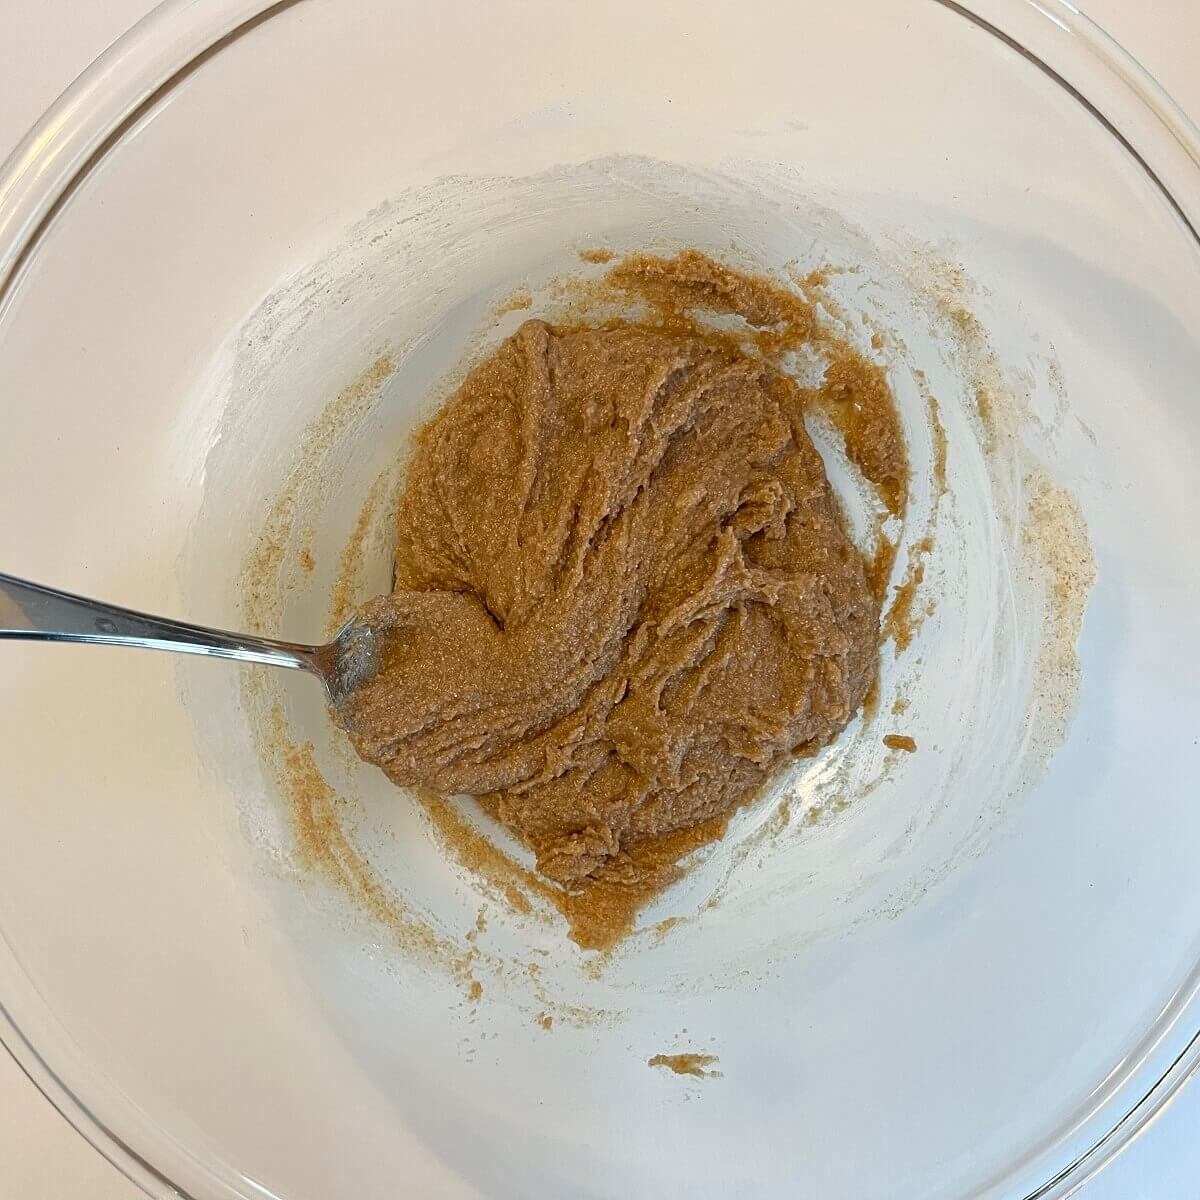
left=0, top=572, right=379, bottom=703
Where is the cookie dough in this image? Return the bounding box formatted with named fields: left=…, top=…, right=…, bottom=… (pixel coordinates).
left=338, top=310, right=880, bottom=889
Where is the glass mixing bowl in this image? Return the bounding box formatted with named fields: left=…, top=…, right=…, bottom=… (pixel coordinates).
left=2, top=1, right=1199, bottom=1197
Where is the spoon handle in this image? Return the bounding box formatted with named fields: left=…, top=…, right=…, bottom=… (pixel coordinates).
left=0, top=571, right=317, bottom=671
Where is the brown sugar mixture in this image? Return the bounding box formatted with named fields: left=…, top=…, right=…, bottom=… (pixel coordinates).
left=335, top=251, right=902, bottom=946
left=648, top=1052, right=721, bottom=1078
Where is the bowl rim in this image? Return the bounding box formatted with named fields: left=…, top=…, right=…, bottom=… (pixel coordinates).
left=1, top=1, right=1199, bottom=1197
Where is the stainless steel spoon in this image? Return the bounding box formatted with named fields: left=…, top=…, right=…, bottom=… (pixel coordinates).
left=0, top=572, right=379, bottom=703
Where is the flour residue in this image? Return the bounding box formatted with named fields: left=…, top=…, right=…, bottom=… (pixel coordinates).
left=266, top=703, right=453, bottom=968
left=326, top=465, right=400, bottom=637
left=243, top=353, right=395, bottom=634
left=1021, top=472, right=1096, bottom=755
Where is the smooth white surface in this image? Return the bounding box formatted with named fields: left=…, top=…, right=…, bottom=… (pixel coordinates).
left=0, top=3, right=1197, bottom=1199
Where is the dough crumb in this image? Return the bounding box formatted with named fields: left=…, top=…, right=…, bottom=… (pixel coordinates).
left=494, top=286, right=532, bottom=316
left=883, top=734, right=917, bottom=753
left=648, top=1053, right=720, bottom=1078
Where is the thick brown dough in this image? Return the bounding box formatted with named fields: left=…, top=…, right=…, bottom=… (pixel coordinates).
left=339, top=319, right=879, bottom=888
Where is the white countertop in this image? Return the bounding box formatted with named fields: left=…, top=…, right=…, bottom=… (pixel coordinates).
left=1, top=2, right=1198, bottom=1196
